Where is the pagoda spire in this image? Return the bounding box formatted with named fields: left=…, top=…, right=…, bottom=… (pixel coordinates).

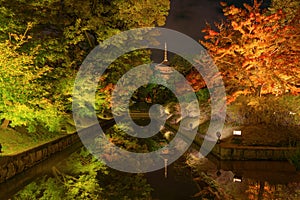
left=163, top=42, right=168, bottom=62
left=154, top=42, right=173, bottom=79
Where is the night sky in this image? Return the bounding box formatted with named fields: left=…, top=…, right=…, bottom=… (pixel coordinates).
left=164, top=0, right=271, bottom=40
left=151, top=0, right=272, bottom=62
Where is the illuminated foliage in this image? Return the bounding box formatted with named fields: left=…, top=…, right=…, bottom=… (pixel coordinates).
left=269, top=0, right=300, bottom=23
left=0, top=27, right=63, bottom=132
left=0, top=0, right=170, bottom=130
left=169, top=55, right=206, bottom=93
left=201, top=0, right=300, bottom=103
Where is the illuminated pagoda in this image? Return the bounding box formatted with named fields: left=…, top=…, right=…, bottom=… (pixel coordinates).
left=155, top=43, right=174, bottom=80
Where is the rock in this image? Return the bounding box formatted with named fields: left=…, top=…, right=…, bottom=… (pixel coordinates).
left=0, top=166, right=7, bottom=180
left=6, top=162, right=16, bottom=179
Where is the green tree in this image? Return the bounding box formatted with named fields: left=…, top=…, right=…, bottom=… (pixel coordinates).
left=0, top=0, right=170, bottom=130
left=0, top=27, right=63, bottom=132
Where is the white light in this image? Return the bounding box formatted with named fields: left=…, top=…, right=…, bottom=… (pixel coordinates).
left=233, top=130, right=242, bottom=136
left=233, top=178, right=242, bottom=182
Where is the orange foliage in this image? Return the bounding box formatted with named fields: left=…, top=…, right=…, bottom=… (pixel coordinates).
left=185, top=69, right=206, bottom=92
left=201, top=0, right=300, bottom=102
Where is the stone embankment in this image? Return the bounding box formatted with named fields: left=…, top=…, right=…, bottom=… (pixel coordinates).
left=210, top=143, right=298, bottom=161
left=0, top=133, right=80, bottom=184
left=164, top=118, right=298, bottom=161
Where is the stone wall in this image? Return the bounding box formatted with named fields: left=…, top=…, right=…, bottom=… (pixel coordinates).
left=210, top=144, right=298, bottom=161
left=0, top=133, right=80, bottom=184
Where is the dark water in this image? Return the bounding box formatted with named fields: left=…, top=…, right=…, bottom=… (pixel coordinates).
left=0, top=116, right=299, bottom=200
left=146, top=157, right=199, bottom=200
left=0, top=141, right=83, bottom=200
left=0, top=142, right=199, bottom=200
left=1, top=124, right=300, bottom=200
left=200, top=154, right=300, bottom=199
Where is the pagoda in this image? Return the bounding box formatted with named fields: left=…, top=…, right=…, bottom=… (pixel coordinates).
left=154, top=43, right=174, bottom=80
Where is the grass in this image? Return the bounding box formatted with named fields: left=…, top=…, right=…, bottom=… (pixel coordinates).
left=222, top=124, right=300, bottom=147
left=0, top=114, right=78, bottom=155
left=0, top=122, right=76, bottom=156
left=0, top=128, right=36, bottom=155
left=223, top=94, right=300, bottom=147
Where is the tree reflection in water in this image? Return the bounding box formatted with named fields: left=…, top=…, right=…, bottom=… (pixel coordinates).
left=186, top=149, right=300, bottom=200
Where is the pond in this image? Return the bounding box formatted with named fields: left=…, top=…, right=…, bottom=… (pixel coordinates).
left=1, top=119, right=300, bottom=200
left=188, top=149, right=300, bottom=199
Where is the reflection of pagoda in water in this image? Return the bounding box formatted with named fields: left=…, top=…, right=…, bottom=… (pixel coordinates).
left=155, top=43, right=174, bottom=80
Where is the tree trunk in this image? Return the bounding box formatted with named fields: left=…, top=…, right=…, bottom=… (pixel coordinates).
left=256, top=85, right=262, bottom=97
left=258, top=181, right=265, bottom=200
left=1, top=119, right=10, bottom=129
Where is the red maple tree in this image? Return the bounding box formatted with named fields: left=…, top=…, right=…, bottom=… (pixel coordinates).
left=201, top=0, right=300, bottom=103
